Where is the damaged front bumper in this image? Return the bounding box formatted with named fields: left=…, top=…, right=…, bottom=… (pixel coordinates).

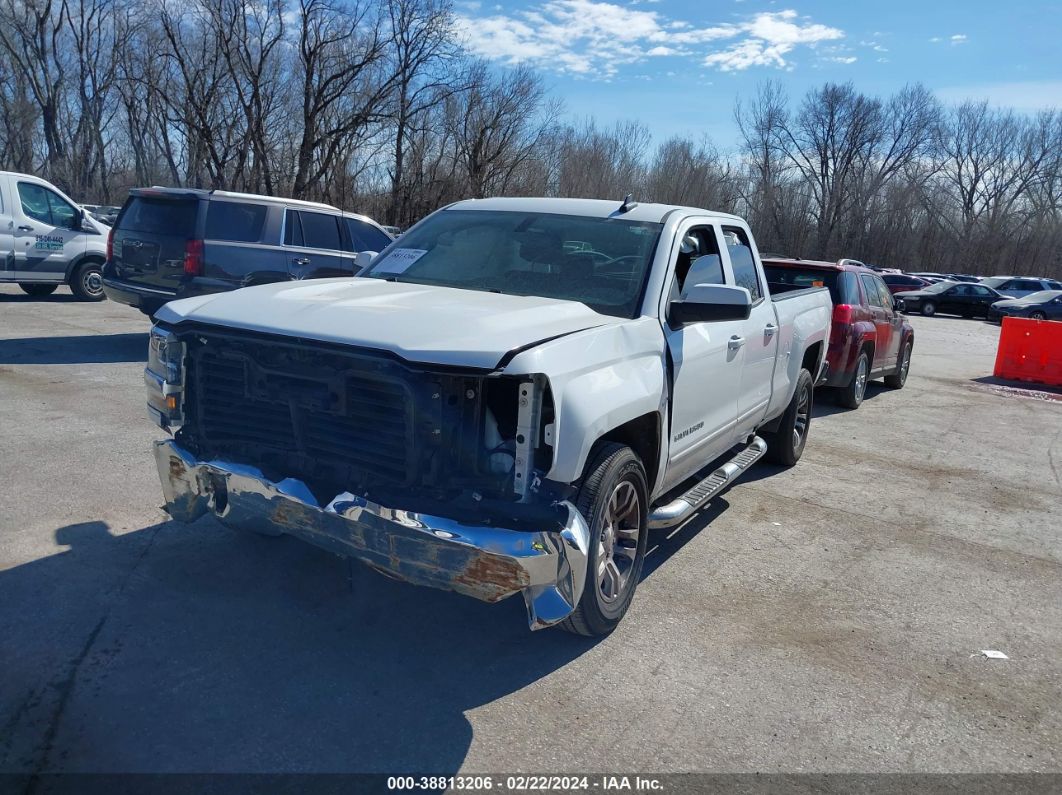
left=155, top=440, right=590, bottom=630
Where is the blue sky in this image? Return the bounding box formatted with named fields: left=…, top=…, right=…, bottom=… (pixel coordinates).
left=453, top=0, right=1062, bottom=153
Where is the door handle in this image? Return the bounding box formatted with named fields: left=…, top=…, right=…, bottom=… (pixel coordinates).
left=728, top=336, right=746, bottom=350
left=18, top=225, right=33, bottom=232
left=293, top=257, right=311, bottom=266
left=764, top=323, right=778, bottom=336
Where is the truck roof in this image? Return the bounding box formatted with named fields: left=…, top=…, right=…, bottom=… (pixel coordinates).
left=445, top=196, right=745, bottom=225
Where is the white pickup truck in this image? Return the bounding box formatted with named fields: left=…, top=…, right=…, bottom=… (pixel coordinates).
left=0, top=171, right=110, bottom=299
left=147, top=197, right=831, bottom=635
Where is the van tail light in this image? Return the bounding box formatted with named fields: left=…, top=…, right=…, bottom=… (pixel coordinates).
left=183, top=239, right=204, bottom=276
left=832, top=304, right=854, bottom=325
left=106, top=227, right=114, bottom=261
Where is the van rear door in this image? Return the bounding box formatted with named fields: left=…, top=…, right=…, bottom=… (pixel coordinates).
left=112, top=192, right=201, bottom=292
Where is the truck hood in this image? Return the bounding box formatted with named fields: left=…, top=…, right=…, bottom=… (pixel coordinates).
left=155, top=278, right=619, bottom=369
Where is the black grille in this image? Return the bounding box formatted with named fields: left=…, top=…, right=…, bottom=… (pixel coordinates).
left=189, top=339, right=415, bottom=486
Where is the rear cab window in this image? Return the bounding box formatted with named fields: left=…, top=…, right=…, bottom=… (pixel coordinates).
left=722, top=227, right=761, bottom=302
left=205, top=201, right=267, bottom=243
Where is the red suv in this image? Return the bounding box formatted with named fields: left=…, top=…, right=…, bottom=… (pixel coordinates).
left=764, top=259, right=915, bottom=409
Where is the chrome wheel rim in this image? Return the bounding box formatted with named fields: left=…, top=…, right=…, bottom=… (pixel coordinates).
left=1031, top=312, right=1045, bottom=320
left=854, top=356, right=868, bottom=402
left=597, top=481, right=641, bottom=604
left=85, top=270, right=103, bottom=295
left=792, top=382, right=811, bottom=450
left=899, top=345, right=911, bottom=384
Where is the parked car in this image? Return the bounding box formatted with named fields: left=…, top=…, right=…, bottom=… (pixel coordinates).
left=0, top=170, right=110, bottom=299
left=381, top=225, right=402, bottom=237
left=145, top=196, right=832, bottom=636
left=980, top=276, right=1062, bottom=298
left=899, top=281, right=1002, bottom=317
left=909, top=272, right=948, bottom=282
left=764, top=258, right=914, bottom=408
left=881, top=273, right=931, bottom=295
left=102, top=188, right=393, bottom=316
left=944, top=274, right=981, bottom=283
left=988, top=290, right=1062, bottom=322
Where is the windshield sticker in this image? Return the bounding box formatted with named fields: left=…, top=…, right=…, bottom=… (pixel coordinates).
left=34, top=235, right=64, bottom=251
left=374, top=248, right=427, bottom=274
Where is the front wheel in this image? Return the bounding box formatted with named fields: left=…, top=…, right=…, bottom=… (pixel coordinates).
left=884, top=341, right=912, bottom=389
left=560, top=442, right=649, bottom=637
left=920, top=301, right=936, bottom=317
left=764, top=368, right=814, bottom=466
left=18, top=283, right=58, bottom=297
left=1030, top=311, right=1046, bottom=321
left=70, top=261, right=105, bottom=301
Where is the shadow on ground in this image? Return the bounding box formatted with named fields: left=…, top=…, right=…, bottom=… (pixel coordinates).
left=0, top=505, right=713, bottom=775
left=0, top=333, right=147, bottom=365
left=0, top=291, right=79, bottom=304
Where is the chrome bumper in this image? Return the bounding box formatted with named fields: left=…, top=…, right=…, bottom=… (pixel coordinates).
left=154, top=440, right=590, bottom=630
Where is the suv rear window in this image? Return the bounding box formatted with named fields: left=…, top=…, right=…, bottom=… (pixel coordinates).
left=120, top=197, right=198, bottom=235
left=764, top=265, right=857, bottom=305
left=205, top=201, right=266, bottom=243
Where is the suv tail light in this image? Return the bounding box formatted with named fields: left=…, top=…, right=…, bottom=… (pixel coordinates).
left=832, top=304, right=854, bottom=324
left=184, top=239, right=204, bottom=276
left=106, top=227, right=114, bottom=261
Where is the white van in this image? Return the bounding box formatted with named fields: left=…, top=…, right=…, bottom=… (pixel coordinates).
left=0, top=171, right=110, bottom=300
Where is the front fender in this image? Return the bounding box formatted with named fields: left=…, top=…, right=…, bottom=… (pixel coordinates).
left=503, top=318, right=667, bottom=485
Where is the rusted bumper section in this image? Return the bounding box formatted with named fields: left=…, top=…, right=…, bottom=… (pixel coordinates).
left=154, top=440, right=590, bottom=629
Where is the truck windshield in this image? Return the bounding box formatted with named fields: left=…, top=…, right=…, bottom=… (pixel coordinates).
left=362, top=209, right=662, bottom=318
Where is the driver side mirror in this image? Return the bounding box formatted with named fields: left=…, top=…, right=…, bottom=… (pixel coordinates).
left=670, top=284, right=752, bottom=325
left=71, top=208, right=85, bottom=231
left=354, top=250, right=378, bottom=273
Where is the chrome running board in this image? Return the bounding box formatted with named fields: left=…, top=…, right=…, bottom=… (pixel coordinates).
left=648, top=436, right=768, bottom=529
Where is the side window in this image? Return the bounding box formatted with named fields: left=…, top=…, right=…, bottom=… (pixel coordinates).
left=674, top=226, right=724, bottom=298
left=860, top=274, right=883, bottom=307
left=346, top=219, right=392, bottom=253
left=47, top=191, right=77, bottom=228
left=1016, top=280, right=1041, bottom=291
left=205, top=201, right=267, bottom=243
left=874, top=278, right=893, bottom=309
left=722, top=226, right=761, bottom=301
left=283, top=210, right=304, bottom=247
left=971, top=285, right=993, bottom=297
left=839, top=272, right=861, bottom=304
left=299, top=211, right=342, bottom=251
left=18, top=183, right=53, bottom=224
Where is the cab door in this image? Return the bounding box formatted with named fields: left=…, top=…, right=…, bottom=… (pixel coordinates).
left=12, top=181, right=86, bottom=281
left=659, top=221, right=744, bottom=490
left=722, top=225, right=778, bottom=437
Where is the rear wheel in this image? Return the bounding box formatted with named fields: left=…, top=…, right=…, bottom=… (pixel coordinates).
left=836, top=351, right=869, bottom=409
left=1030, top=311, right=1046, bottom=321
left=884, top=340, right=912, bottom=389
left=560, top=442, right=649, bottom=637
left=18, top=283, right=58, bottom=297
left=920, top=301, right=936, bottom=317
left=70, top=261, right=105, bottom=301
left=764, top=368, right=814, bottom=466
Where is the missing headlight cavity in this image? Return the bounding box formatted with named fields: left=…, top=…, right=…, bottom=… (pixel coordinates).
left=482, top=375, right=554, bottom=499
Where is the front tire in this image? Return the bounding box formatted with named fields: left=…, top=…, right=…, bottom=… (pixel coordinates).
left=920, top=301, right=936, bottom=317
left=70, top=261, right=105, bottom=301
left=560, top=442, right=649, bottom=637
left=1030, top=311, right=1046, bottom=321
left=18, top=283, right=58, bottom=297
left=836, top=350, right=869, bottom=409
left=884, top=340, right=912, bottom=389
left=764, top=368, right=814, bottom=466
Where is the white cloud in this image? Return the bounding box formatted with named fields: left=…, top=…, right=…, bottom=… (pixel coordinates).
left=950, top=34, right=968, bottom=44
left=455, top=3, right=843, bottom=77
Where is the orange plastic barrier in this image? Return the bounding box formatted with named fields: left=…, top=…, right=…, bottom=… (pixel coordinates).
left=993, top=316, right=1062, bottom=387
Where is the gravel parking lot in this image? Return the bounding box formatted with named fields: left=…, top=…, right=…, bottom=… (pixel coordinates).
left=2, top=283, right=1061, bottom=776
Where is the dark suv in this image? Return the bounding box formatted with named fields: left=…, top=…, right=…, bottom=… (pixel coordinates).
left=764, top=258, right=915, bottom=409
left=102, top=188, right=392, bottom=315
